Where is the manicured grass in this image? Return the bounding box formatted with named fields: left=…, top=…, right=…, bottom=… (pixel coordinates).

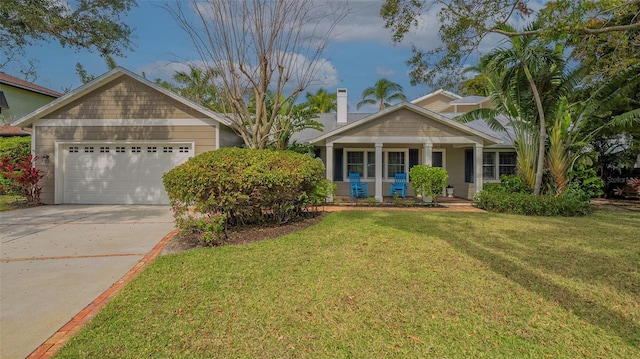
left=56, top=208, right=640, bottom=358
left=0, top=194, right=24, bottom=211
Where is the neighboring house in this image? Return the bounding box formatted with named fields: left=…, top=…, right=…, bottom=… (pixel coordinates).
left=0, top=72, right=62, bottom=121
left=11, top=67, right=243, bottom=205
left=294, top=88, right=516, bottom=200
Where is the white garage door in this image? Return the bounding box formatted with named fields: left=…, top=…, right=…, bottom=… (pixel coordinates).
left=62, top=143, right=193, bottom=204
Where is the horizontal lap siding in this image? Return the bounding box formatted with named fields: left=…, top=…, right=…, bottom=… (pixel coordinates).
left=341, top=109, right=467, bottom=137
left=46, top=76, right=204, bottom=120
left=35, top=125, right=216, bottom=204
left=413, top=94, right=455, bottom=112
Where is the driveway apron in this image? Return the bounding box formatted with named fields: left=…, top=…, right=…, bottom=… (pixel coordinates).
left=0, top=205, right=175, bottom=359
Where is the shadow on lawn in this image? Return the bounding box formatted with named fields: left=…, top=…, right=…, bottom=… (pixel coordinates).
left=372, top=211, right=640, bottom=349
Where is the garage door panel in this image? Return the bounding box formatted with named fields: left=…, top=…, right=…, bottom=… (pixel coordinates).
left=62, top=143, right=192, bottom=204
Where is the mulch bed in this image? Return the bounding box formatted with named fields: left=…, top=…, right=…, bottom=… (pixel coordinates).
left=162, top=212, right=327, bottom=255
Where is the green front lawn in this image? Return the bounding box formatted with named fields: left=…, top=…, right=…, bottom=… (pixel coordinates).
left=56, top=209, right=640, bottom=358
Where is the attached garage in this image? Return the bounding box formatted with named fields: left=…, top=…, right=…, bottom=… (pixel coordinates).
left=11, top=67, right=243, bottom=205
left=60, top=142, right=193, bottom=204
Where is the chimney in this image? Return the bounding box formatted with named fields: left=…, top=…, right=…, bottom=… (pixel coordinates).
left=337, top=88, right=347, bottom=125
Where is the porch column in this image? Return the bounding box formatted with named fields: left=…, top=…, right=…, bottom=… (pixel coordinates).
left=474, top=143, right=484, bottom=193
left=375, top=142, right=383, bottom=202
left=423, top=143, right=433, bottom=166
left=326, top=143, right=334, bottom=202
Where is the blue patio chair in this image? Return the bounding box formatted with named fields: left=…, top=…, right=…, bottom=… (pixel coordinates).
left=389, top=173, right=407, bottom=198
left=349, top=172, right=369, bottom=198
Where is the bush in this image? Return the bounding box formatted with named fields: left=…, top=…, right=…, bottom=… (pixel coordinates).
left=409, top=165, right=448, bottom=204
left=0, top=155, right=43, bottom=205
left=0, top=137, right=31, bottom=194
left=0, top=136, right=31, bottom=160
left=163, top=148, right=327, bottom=242
left=483, top=175, right=531, bottom=194
left=474, top=190, right=592, bottom=216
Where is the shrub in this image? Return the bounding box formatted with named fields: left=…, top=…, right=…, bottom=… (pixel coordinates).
left=474, top=190, right=592, bottom=216
left=163, top=148, right=327, bottom=242
left=0, top=136, right=31, bottom=160
left=568, top=165, right=604, bottom=198
left=483, top=175, right=531, bottom=194
left=0, top=155, right=44, bottom=205
left=0, top=137, right=31, bottom=194
left=409, top=165, right=448, bottom=204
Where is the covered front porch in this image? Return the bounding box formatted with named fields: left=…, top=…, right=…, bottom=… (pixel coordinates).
left=321, top=140, right=485, bottom=201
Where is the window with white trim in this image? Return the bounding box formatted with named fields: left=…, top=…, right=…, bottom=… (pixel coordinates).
left=483, top=152, right=496, bottom=179
left=346, top=151, right=364, bottom=177
left=344, top=149, right=408, bottom=180
left=482, top=151, right=517, bottom=180
left=499, top=152, right=517, bottom=176
left=387, top=151, right=405, bottom=178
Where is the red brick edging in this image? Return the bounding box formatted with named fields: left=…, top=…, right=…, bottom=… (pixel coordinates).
left=26, top=228, right=180, bottom=359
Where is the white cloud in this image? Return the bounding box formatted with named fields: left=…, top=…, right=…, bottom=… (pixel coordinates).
left=135, top=61, right=204, bottom=81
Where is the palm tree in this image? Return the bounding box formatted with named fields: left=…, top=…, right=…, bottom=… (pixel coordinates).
left=357, top=78, right=407, bottom=110
left=173, top=66, right=222, bottom=111
left=479, top=22, right=567, bottom=195
left=305, top=88, right=337, bottom=113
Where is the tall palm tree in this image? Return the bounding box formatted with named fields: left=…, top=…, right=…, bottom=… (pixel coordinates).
left=305, top=88, right=337, bottom=113
left=357, top=78, right=407, bottom=110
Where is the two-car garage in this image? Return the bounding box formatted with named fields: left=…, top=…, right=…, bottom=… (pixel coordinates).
left=60, top=142, right=193, bottom=204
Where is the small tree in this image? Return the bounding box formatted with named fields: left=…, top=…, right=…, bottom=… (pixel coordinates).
left=409, top=165, right=448, bottom=204
left=0, top=155, right=44, bottom=206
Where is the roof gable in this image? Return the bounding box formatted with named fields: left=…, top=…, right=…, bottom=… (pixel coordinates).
left=11, top=67, right=231, bottom=127
left=310, top=102, right=501, bottom=145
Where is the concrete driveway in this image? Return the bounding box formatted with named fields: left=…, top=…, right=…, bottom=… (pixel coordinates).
left=0, top=205, right=175, bottom=359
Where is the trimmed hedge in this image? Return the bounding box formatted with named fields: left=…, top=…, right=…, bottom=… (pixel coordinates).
left=163, top=148, right=328, bottom=234
left=474, top=190, right=592, bottom=216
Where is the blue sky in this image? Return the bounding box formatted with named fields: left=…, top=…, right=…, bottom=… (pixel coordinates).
left=4, top=0, right=486, bottom=112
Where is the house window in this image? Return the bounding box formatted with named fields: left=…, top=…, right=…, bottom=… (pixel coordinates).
left=179, top=146, right=190, bottom=153
left=115, top=147, right=126, bottom=153
left=482, top=151, right=517, bottom=180
left=367, top=151, right=376, bottom=178
left=387, top=151, right=405, bottom=178
left=499, top=152, right=517, bottom=176
left=84, top=146, right=94, bottom=153
left=100, top=146, right=110, bottom=153
left=345, top=149, right=408, bottom=180
left=69, top=146, right=79, bottom=153
left=163, top=146, right=173, bottom=153
left=346, top=151, right=364, bottom=177
left=131, top=146, right=141, bottom=153
left=483, top=152, right=496, bottom=180
left=147, top=146, right=157, bottom=153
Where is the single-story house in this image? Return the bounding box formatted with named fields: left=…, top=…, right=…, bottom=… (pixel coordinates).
left=293, top=88, right=516, bottom=201
left=11, top=67, right=243, bottom=205
left=13, top=67, right=516, bottom=205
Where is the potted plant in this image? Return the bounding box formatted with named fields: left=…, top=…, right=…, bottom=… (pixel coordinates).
left=446, top=184, right=454, bottom=198
left=409, top=165, right=449, bottom=204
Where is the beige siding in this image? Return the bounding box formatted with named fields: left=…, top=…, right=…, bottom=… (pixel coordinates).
left=35, top=125, right=216, bottom=204
left=46, top=76, right=205, bottom=120
left=341, top=109, right=468, bottom=137
left=414, top=94, right=455, bottom=112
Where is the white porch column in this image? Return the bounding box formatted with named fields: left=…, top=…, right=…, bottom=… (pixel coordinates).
left=326, top=143, right=334, bottom=202
left=375, top=142, right=383, bottom=202
left=423, top=143, right=433, bottom=166
left=474, top=143, right=484, bottom=193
